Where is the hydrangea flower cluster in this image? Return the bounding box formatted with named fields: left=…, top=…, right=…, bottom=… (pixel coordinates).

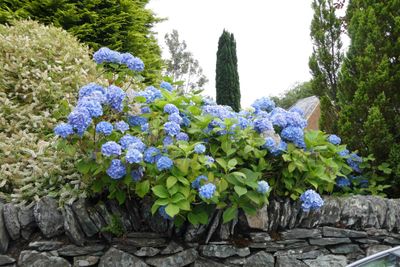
left=126, top=148, right=143, bottom=164
left=134, top=86, right=162, bottom=104
left=106, top=159, right=126, bottom=179
left=191, top=175, right=208, bottom=189
left=164, top=121, right=181, bottom=136
left=160, top=81, right=174, bottom=92
left=199, top=183, right=216, bottom=199
left=156, top=156, right=173, bottom=171
left=54, top=123, right=74, bottom=138
left=144, top=147, right=161, bottom=164
left=300, top=189, right=324, bottom=212
left=328, top=135, right=341, bottom=145
left=257, top=181, right=270, bottom=194
left=252, top=97, right=276, bottom=112
left=115, top=121, right=129, bottom=133
left=93, top=47, right=144, bottom=71
left=96, top=121, right=113, bottom=136
left=347, top=153, right=362, bottom=173
left=101, top=141, right=122, bottom=157
left=194, top=144, right=206, bottom=154
left=336, top=177, right=351, bottom=188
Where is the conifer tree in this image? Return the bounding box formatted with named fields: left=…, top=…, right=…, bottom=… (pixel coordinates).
left=309, top=0, right=343, bottom=133
left=338, top=0, right=400, bottom=177
left=0, top=0, right=163, bottom=84
left=215, top=30, right=241, bottom=111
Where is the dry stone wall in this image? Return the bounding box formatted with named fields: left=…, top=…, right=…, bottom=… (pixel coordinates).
left=0, top=195, right=399, bottom=266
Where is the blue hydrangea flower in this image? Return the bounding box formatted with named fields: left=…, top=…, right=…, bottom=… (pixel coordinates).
left=270, top=141, right=288, bottom=156
left=164, top=104, right=179, bottom=114
left=106, top=159, right=126, bottom=179
left=338, top=149, right=349, bottom=157
left=238, top=117, right=252, bottom=129
left=81, top=90, right=107, bottom=104
left=182, top=115, right=191, bottom=127
left=199, top=183, right=216, bottom=199
left=120, top=52, right=144, bottom=71
left=126, top=147, right=143, bottom=164
left=194, top=144, right=206, bottom=154
left=164, top=121, right=181, bottom=136
left=336, top=177, right=351, bottom=188
left=127, top=115, right=148, bottom=127
left=115, top=121, right=129, bottom=133
left=328, top=135, right=341, bottom=145
left=254, top=118, right=273, bottom=133
left=77, top=99, right=103, bottom=118
left=251, top=97, right=276, bottom=112
left=270, top=112, right=288, bottom=128
left=168, top=113, right=183, bottom=125
left=158, top=206, right=173, bottom=220
left=119, top=134, right=143, bottom=150
left=144, top=147, right=161, bottom=163
left=281, top=126, right=305, bottom=148
left=205, top=155, right=215, bottom=166
left=141, top=123, right=149, bottom=132
left=135, top=86, right=163, bottom=104
left=285, top=112, right=307, bottom=128
left=163, top=136, right=174, bottom=147
left=262, top=137, right=276, bottom=150
left=289, top=107, right=304, bottom=116
left=101, top=141, right=122, bottom=157
left=78, top=83, right=106, bottom=100
left=54, top=123, right=74, bottom=138
left=141, top=106, right=151, bottom=114
left=93, top=47, right=122, bottom=64
left=202, top=105, right=236, bottom=120
left=106, top=85, right=126, bottom=112
left=160, top=81, right=174, bottom=92
left=96, top=121, right=113, bottom=136
left=67, top=107, right=92, bottom=136
left=156, top=156, right=173, bottom=171
left=191, top=175, right=208, bottom=189
left=257, top=181, right=270, bottom=194
left=176, top=132, right=189, bottom=142
left=300, top=189, right=324, bottom=212
left=127, top=139, right=146, bottom=153
left=131, top=166, right=144, bottom=181
left=347, top=153, right=362, bottom=173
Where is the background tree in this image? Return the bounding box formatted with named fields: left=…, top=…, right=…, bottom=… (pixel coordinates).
left=309, top=0, right=343, bottom=133
left=215, top=30, right=240, bottom=111
left=337, top=0, right=400, bottom=181
left=164, top=30, right=208, bottom=93
left=0, top=0, right=163, bottom=84
left=271, top=81, right=313, bottom=109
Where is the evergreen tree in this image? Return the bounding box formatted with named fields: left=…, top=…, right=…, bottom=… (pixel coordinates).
left=0, top=0, right=163, bottom=84
left=338, top=0, right=400, bottom=177
left=309, top=0, right=343, bottom=133
left=215, top=30, right=240, bottom=112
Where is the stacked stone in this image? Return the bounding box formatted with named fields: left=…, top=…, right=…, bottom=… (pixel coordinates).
left=0, top=195, right=399, bottom=266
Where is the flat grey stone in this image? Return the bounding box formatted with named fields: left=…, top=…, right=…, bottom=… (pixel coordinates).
left=3, top=203, right=20, bottom=240
left=145, top=248, right=198, bottom=267
left=340, top=196, right=371, bottom=228
left=329, top=244, right=363, bottom=254
left=294, top=250, right=325, bottom=260
left=224, top=257, right=247, bottom=266
left=194, top=257, right=228, bottom=267
left=0, top=255, right=16, bottom=265
left=263, top=242, right=285, bottom=252
left=304, top=254, right=347, bottom=267
left=0, top=203, right=9, bottom=253
left=249, top=242, right=269, bottom=249
left=184, top=224, right=208, bottom=243
left=319, top=197, right=342, bottom=225
left=160, top=241, right=184, bottom=255
left=126, top=232, right=167, bottom=239
left=18, top=250, right=71, bottom=267
left=276, top=256, right=307, bottom=267
left=366, top=228, right=388, bottom=237
left=58, top=244, right=105, bottom=257
left=72, top=199, right=99, bottom=237
left=355, top=238, right=380, bottom=244
left=281, top=228, right=321, bottom=239
left=246, top=205, right=268, bottom=230
left=384, top=199, right=400, bottom=232
left=244, top=251, right=274, bottom=267
left=200, top=244, right=250, bottom=258
left=366, top=245, right=392, bottom=256
left=98, top=248, right=147, bottom=267
left=309, top=237, right=351, bottom=246
left=134, top=247, right=160, bottom=257
left=18, top=206, right=36, bottom=239
left=273, top=246, right=319, bottom=258
left=322, top=226, right=367, bottom=238
left=384, top=237, right=400, bottom=245
left=29, top=241, right=64, bottom=251
left=113, top=237, right=167, bottom=248
left=364, top=196, right=387, bottom=228
left=249, top=232, right=271, bottom=242
left=34, top=197, right=64, bottom=238
left=62, top=205, right=85, bottom=246
left=73, top=255, right=99, bottom=267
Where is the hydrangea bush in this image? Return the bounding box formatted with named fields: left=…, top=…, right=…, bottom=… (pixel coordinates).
left=54, top=47, right=388, bottom=225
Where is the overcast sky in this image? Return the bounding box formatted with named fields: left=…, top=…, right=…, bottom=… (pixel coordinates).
left=148, top=0, right=315, bottom=107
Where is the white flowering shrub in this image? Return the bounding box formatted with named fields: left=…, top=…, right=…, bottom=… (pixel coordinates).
left=0, top=20, right=102, bottom=203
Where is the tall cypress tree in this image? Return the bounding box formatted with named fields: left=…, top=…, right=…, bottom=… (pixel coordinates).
left=216, top=30, right=241, bottom=111
left=309, top=0, right=343, bottom=133
left=0, top=0, right=163, bottom=84
left=338, top=0, right=400, bottom=178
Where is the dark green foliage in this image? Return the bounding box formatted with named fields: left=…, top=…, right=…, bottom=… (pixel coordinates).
left=309, top=0, right=343, bottom=133
left=0, top=0, right=163, bottom=84
left=216, top=30, right=240, bottom=112
left=338, top=0, right=400, bottom=185
left=271, top=81, right=313, bottom=109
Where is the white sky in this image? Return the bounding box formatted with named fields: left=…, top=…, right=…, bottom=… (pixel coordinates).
left=148, top=0, right=315, bottom=107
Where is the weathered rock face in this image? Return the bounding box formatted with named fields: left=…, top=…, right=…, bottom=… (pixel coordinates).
left=1, top=195, right=400, bottom=266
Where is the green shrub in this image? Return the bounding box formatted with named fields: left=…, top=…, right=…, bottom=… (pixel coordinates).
left=0, top=20, right=102, bottom=203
